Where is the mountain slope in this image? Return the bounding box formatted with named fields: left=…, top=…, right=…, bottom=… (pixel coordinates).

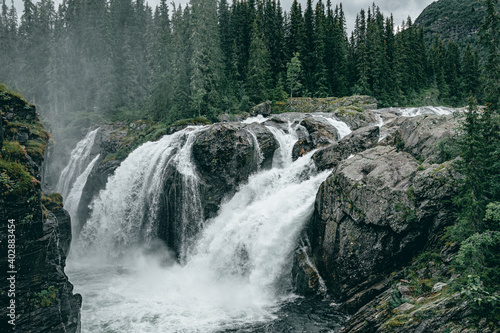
left=415, top=0, right=500, bottom=47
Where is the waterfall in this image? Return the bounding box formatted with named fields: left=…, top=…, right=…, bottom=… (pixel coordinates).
left=266, top=123, right=298, bottom=168
left=56, top=128, right=99, bottom=198
left=67, top=119, right=336, bottom=332
left=64, top=154, right=100, bottom=238
left=74, top=127, right=205, bottom=258
left=312, top=115, right=352, bottom=139
left=246, top=127, right=264, bottom=171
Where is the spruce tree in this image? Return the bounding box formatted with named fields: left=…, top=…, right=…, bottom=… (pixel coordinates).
left=247, top=18, right=272, bottom=104
left=286, top=52, right=302, bottom=98
left=189, top=0, right=225, bottom=119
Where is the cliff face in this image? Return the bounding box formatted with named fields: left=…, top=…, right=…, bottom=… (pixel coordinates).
left=0, top=87, right=81, bottom=332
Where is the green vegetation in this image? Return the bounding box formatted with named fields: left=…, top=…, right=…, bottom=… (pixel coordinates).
left=0, top=159, right=34, bottom=196
left=42, top=193, right=64, bottom=207
left=33, top=286, right=57, bottom=308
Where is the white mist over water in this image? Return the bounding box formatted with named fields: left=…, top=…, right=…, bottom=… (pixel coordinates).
left=66, top=121, right=334, bottom=332
left=56, top=128, right=99, bottom=198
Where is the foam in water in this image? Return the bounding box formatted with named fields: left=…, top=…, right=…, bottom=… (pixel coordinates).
left=68, top=121, right=333, bottom=332
left=399, top=106, right=454, bottom=117
left=57, top=128, right=99, bottom=198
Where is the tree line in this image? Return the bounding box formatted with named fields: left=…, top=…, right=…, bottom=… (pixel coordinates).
left=0, top=0, right=494, bottom=125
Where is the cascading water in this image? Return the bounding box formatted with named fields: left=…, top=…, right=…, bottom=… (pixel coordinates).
left=73, top=127, right=205, bottom=258
left=265, top=123, right=299, bottom=168
left=56, top=128, right=99, bottom=198
left=66, top=120, right=347, bottom=332
left=312, top=114, right=352, bottom=139
left=64, top=154, right=100, bottom=237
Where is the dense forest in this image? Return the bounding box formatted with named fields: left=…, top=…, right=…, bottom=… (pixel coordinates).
left=0, top=0, right=496, bottom=125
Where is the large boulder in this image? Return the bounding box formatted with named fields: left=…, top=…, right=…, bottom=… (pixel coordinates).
left=381, top=114, right=458, bottom=163
left=292, top=117, right=339, bottom=160
left=192, top=122, right=277, bottom=218
left=307, top=145, right=457, bottom=304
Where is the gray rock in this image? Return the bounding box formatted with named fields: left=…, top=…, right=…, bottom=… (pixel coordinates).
left=313, top=125, right=380, bottom=170
left=398, top=285, right=412, bottom=297
left=395, top=302, right=415, bottom=312
left=251, top=100, right=272, bottom=116
left=306, top=144, right=458, bottom=303
left=292, top=117, right=339, bottom=160
left=432, top=282, right=448, bottom=293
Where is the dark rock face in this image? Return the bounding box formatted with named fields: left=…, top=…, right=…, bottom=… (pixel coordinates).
left=0, top=91, right=81, bottom=332
left=292, top=118, right=339, bottom=160
left=251, top=100, right=272, bottom=117
left=192, top=122, right=277, bottom=219
left=306, top=141, right=458, bottom=307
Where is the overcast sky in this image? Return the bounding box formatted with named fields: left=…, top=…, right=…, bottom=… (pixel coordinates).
left=13, top=0, right=436, bottom=33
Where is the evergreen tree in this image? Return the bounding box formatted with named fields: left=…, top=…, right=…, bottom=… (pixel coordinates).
left=247, top=18, right=272, bottom=104
left=189, top=0, right=225, bottom=119
left=301, top=0, right=315, bottom=95
left=461, top=44, right=480, bottom=98
left=480, top=0, right=499, bottom=109
left=286, top=52, right=302, bottom=98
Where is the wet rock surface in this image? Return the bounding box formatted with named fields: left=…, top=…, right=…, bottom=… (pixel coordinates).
left=0, top=91, right=81, bottom=332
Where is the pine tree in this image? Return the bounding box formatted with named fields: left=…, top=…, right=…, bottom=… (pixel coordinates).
left=286, top=52, right=302, bottom=98
left=480, top=0, right=499, bottom=109
left=247, top=18, right=272, bottom=104
left=301, top=0, right=315, bottom=95
left=189, top=0, right=225, bottom=119
left=461, top=44, right=479, bottom=98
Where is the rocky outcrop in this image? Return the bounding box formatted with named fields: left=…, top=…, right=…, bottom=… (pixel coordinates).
left=308, top=147, right=457, bottom=304
left=380, top=114, right=458, bottom=163
left=292, top=117, right=339, bottom=160
left=0, top=88, right=80, bottom=332
left=312, top=125, right=380, bottom=170
left=192, top=122, right=277, bottom=218
left=271, top=96, right=377, bottom=130
left=251, top=101, right=272, bottom=117
left=296, top=110, right=462, bottom=313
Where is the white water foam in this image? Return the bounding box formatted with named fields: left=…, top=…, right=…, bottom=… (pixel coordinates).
left=265, top=123, right=298, bottom=168
left=68, top=124, right=330, bottom=332
left=74, top=127, right=205, bottom=258
left=399, top=106, right=454, bottom=117
left=242, top=115, right=268, bottom=124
